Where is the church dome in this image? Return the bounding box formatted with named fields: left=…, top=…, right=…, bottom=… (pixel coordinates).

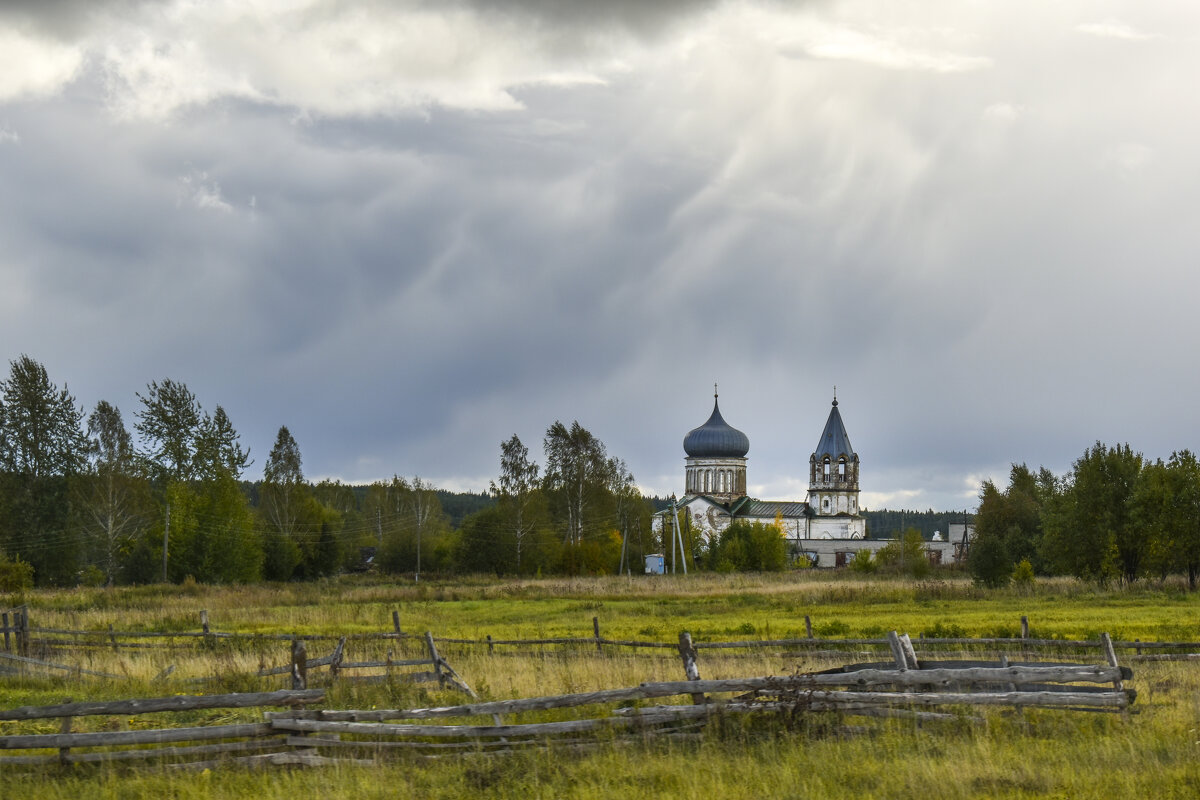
left=684, top=395, right=749, bottom=458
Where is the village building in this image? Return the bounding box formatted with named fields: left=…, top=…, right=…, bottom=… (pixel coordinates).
left=653, top=390, right=957, bottom=567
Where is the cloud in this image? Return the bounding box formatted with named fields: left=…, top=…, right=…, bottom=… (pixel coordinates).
left=0, top=28, right=83, bottom=101
left=178, top=171, right=234, bottom=213
left=983, top=102, right=1022, bottom=122
left=1076, top=20, right=1158, bottom=41
left=4, top=1, right=1200, bottom=514
left=1102, top=142, right=1154, bottom=175
left=799, top=26, right=991, bottom=72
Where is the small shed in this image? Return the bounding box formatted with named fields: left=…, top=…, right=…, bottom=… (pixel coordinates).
left=644, top=553, right=665, bottom=575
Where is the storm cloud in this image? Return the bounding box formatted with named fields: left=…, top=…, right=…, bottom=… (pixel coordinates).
left=2, top=1, right=1198, bottom=511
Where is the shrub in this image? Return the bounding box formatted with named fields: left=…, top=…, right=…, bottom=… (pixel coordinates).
left=1012, top=558, right=1035, bottom=588
left=0, top=550, right=34, bottom=593
left=969, top=531, right=1012, bottom=588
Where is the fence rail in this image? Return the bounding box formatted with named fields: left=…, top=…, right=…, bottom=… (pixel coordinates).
left=3, top=606, right=1199, bottom=675
left=0, top=629, right=1136, bottom=770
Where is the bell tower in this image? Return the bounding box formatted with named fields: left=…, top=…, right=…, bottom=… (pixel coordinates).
left=808, top=391, right=861, bottom=517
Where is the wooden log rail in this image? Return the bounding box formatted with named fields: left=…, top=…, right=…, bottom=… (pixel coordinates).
left=10, top=603, right=1198, bottom=671
left=0, top=689, right=324, bottom=767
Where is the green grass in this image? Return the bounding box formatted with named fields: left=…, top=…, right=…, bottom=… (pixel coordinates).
left=4, top=571, right=1200, bottom=798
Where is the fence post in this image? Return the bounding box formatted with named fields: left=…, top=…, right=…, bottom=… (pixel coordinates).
left=425, top=631, right=445, bottom=689
left=887, top=631, right=919, bottom=670
left=200, top=609, right=209, bottom=635
left=804, top=615, right=813, bottom=639
left=329, top=636, right=346, bottom=682
left=487, top=634, right=494, bottom=655
left=17, top=606, right=29, bottom=657
left=593, top=616, right=602, bottom=652
left=677, top=631, right=705, bottom=704
left=108, top=624, right=119, bottom=653
left=291, top=639, right=307, bottom=690
left=58, top=698, right=73, bottom=766
left=2, top=611, right=9, bottom=652
left=393, top=610, right=402, bottom=636
left=1020, top=616, right=1029, bottom=639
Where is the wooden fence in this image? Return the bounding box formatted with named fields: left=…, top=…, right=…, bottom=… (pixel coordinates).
left=2, top=606, right=1197, bottom=668
left=0, top=630, right=1136, bottom=769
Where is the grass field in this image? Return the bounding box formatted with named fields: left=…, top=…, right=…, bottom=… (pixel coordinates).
left=3, top=571, right=1200, bottom=798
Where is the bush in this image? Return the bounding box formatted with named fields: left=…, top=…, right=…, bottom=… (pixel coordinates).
left=876, top=529, right=930, bottom=578
left=1012, top=558, right=1035, bottom=589
left=0, top=550, right=34, bottom=593
left=849, top=550, right=877, bottom=573
left=969, top=531, right=1012, bottom=588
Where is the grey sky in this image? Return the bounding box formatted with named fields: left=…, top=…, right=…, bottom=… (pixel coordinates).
left=2, top=1, right=1197, bottom=511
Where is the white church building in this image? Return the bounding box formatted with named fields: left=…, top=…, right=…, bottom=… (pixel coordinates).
left=653, top=391, right=957, bottom=567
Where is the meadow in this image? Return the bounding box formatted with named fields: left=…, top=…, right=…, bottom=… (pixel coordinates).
left=3, top=571, right=1200, bottom=798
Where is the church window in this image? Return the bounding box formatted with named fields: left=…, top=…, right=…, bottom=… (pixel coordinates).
left=838, top=459, right=845, bottom=478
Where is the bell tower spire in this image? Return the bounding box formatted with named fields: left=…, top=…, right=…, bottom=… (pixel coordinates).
left=808, top=394, right=861, bottom=517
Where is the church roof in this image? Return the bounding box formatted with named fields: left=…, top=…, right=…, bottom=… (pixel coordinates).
left=737, top=500, right=810, bottom=519
left=683, top=394, right=749, bottom=458
left=813, top=396, right=855, bottom=460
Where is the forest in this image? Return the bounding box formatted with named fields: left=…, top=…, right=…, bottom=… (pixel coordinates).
left=0, top=355, right=672, bottom=586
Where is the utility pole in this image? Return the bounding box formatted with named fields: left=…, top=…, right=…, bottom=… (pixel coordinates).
left=671, top=497, right=688, bottom=575
left=162, top=502, right=170, bottom=584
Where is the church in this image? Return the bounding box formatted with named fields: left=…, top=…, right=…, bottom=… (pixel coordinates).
left=655, top=387, right=864, bottom=539
left=653, top=390, right=960, bottom=567
left=653, top=389, right=916, bottom=568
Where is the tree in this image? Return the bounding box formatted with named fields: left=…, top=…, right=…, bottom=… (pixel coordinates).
left=1042, top=442, right=1142, bottom=583
left=78, top=401, right=150, bottom=585
left=1132, top=450, right=1200, bottom=587
left=710, top=520, right=787, bottom=572
left=377, top=476, right=449, bottom=577
left=876, top=528, right=930, bottom=577
left=135, top=379, right=202, bottom=483
left=543, top=421, right=617, bottom=547
left=0, top=356, right=88, bottom=584
left=195, top=406, right=252, bottom=480
left=0, top=355, right=87, bottom=478
left=968, top=528, right=1012, bottom=588
left=489, top=435, right=547, bottom=573
left=260, top=426, right=307, bottom=580
left=975, top=464, right=1046, bottom=572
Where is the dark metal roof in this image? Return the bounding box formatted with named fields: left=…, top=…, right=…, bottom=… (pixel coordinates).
left=683, top=395, right=749, bottom=458
left=813, top=397, right=855, bottom=460
left=737, top=500, right=809, bottom=519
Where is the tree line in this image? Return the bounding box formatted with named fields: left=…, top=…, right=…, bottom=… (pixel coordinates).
left=0, top=355, right=670, bottom=586
left=970, top=442, right=1200, bottom=588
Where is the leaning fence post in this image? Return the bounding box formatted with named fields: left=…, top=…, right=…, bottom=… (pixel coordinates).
left=291, top=638, right=307, bottom=690
left=593, top=616, right=603, bottom=652
left=1100, top=632, right=1130, bottom=715
left=677, top=631, right=705, bottom=704
left=108, top=624, right=119, bottom=653
left=804, top=615, right=813, bottom=639
left=425, top=631, right=445, bottom=689
left=887, top=631, right=918, bottom=670
left=393, top=610, right=402, bottom=636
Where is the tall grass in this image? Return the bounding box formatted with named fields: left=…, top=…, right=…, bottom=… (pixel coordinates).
left=3, top=573, right=1200, bottom=798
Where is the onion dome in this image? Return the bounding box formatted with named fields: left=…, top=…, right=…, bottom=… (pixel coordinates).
left=684, top=393, right=749, bottom=458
